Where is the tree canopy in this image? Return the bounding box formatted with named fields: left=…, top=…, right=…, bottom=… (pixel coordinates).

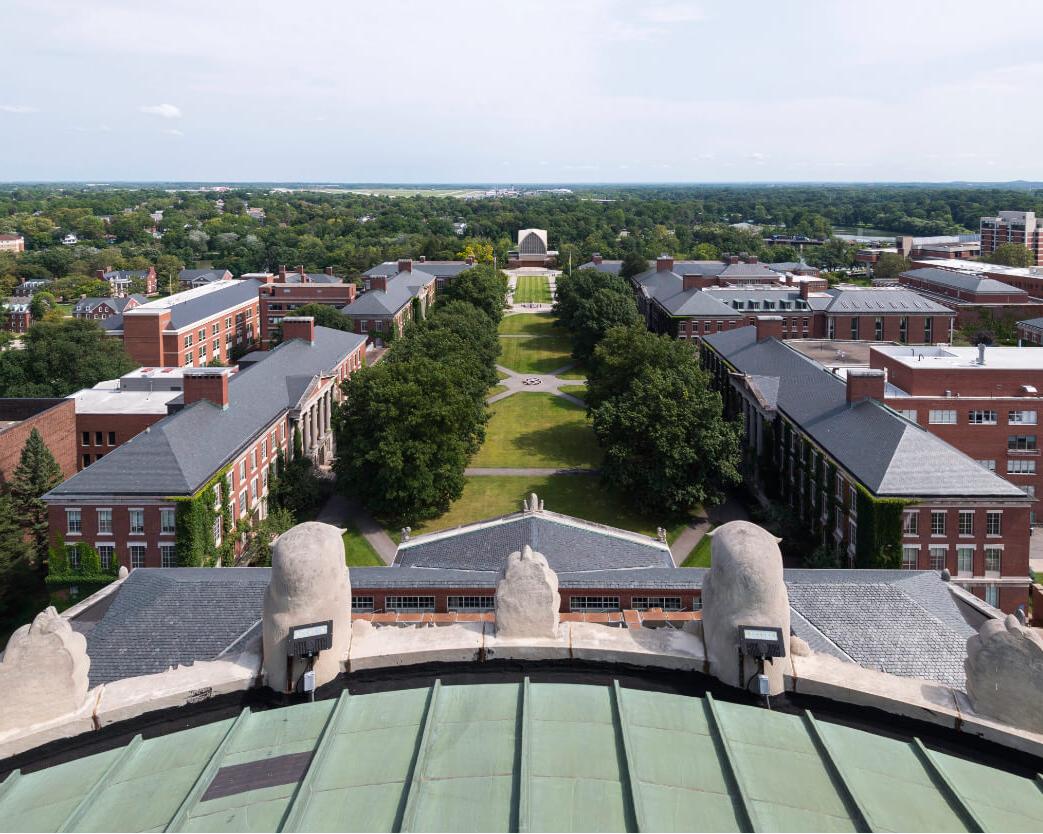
left=11, top=428, right=64, bottom=566
left=984, top=242, right=1036, bottom=268
left=872, top=252, right=912, bottom=279
left=553, top=268, right=641, bottom=362
left=436, top=263, right=508, bottom=323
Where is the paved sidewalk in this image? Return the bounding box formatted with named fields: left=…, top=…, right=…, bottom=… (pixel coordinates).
left=491, top=363, right=586, bottom=406
left=669, top=495, right=750, bottom=566
left=465, top=467, right=597, bottom=476
left=315, top=491, right=397, bottom=565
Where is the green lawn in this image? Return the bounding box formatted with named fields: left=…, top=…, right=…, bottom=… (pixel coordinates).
left=397, top=475, right=692, bottom=543
left=681, top=532, right=712, bottom=567
left=498, top=335, right=574, bottom=374
left=488, top=384, right=508, bottom=398
left=342, top=524, right=384, bottom=566
left=471, top=393, right=600, bottom=469
left=498, top=313, right=563, bottom=337
left=513, top=275, right=551, bottom=304
left=558, top=384, right=587, bottom=402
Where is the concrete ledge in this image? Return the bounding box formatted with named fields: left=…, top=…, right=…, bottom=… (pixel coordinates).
left=347, top=620, right=485, bottom=672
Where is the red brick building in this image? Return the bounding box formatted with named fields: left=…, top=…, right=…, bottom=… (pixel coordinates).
left=256, top=265, right=356, bottom=344
left=363, top=256, right=475, bottom=289
left=980, top=211, right=1043, bottom=265
left=3, top=297, right=31, bottom=333
left=0, top=398, right=77, bottom=484
left=97, top=267, right=158, bottom=296
left=0, top=232, right=25, bottom=254
left=342, top=259, right=436, bottom=342
left=44, top=319, right=367, bottom=570
left=703, top=320, right=1033, bottom=613
left=870, top=343, right=1043, bottom=521
left=73, top=294, right=146, bottom=322
left=104, top=279, right=262, bottom=367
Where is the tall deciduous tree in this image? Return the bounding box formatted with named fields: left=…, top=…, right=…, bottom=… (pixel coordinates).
left=553, top=269, right=641, bottom=362
left=437, top=264, right=508, bottom=323
left=872, top=252, right=911, bottom=279
left=587, top=327, right=741, bottom=516
left=984, top=243, right=1035, bottom=268
left=11, top=428, right=64, bottom=567
left=619, top=250, right=649, bottom=279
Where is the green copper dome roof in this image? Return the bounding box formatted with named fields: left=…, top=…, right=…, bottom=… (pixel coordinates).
left=2, top=680, right=1042, bottom=832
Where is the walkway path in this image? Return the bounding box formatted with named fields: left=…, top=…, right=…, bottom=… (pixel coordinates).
left=491, top=363, right=585, bottom=406
left=669, top=495, right=750, bottom=566
left=465, top=467, right=597, bottom=476
left=315, top=491, right=397, bottom=565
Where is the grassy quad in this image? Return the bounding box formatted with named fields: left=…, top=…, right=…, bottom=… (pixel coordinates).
left=472, top=393, right=601, bottom=469
left=498, top=313, right=562, bottom=337
left=513, top=275, right=551, bottom=304
left=396, top=475, right=693, bottom=544
left=497, top=335, right=574, bottom=374
left=342, top=523, right=384, bottom=566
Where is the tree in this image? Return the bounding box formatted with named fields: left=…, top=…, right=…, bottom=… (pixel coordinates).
left=0, top=492, right=32, bottom=619
left=284, top=303, right=352, bottom=334
left=437, top=263, right=508, bottom=323
left=984, top=243, right=1035, bottom=268
left=239, top=508, right=295, bottom=566
left=11, top=428, right=64, bottom=567
left=872, top=252, right=911, bottom=279
left=29, top=290, right=56, bottom=320
left=586, top=328, right=741, bottom=515
left=156, top=254, right=185, bottom=295
left=568, top=287, right=642, bottom=363
left=0, top=319, right=137, bottom=397
left=619, top=250, right=649, bottom=279
left=455, top=241, right=494, bottom=264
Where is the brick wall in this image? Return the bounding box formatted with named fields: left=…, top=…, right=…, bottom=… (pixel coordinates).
left=0, top=398, right=77, bottom=484
left=74, top=412, right=168, bottom=470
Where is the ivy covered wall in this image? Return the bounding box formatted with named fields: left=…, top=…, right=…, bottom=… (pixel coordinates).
left=173, top=465, right=235, bottom=567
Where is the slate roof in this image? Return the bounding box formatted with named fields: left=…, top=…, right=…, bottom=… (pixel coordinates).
left=1018, top=316, right=1043, bottom=331
left=364, top=260, right=472, bottom=279
left=274, top=272, right=343, bottom=285
left=704, top=327, right=1029, bottom=498
left=902, top=267, right=1024, bottom=296
left=178, top=268, right=232, bottom=285
left=719, top=262, right=780, bottom=279
left=784, top=570, right=982, bottom=689
left=394, top=511, right=675, bottom=574
left=46, top=326, right=366, bottom=498
left=73, top=294, right=146, bottom=316
left=820, top=287, right=955, bottom=313
left=576, top=260, right=623, bottom=274
left=102, top=269, right=151, bottom=281
left=343, top=272, right=431, bottom=316
left=81, top=568, right=268, bottom=686
left=117, top=279, right=263, bottom=331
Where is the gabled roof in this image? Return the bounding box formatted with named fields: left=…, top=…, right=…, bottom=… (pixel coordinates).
left=821, top=287, right=954, bottom=314
left=364, top=260, right=472, bottom=279
left=343, top=272, right=431, bottom=316
left=704, top=327, right=1028, bottom=498
left=46, top=326, right=366, bottom=498
left=576, top=260, right=623, bottom=274
left=394, top=509, right=674, bottom=574
left=73, top=294, right=146, bottom=315
left=273, top=272, right=343, bottom=285
left=102, top=269, right=151, bottom=281
left=178, top=268, right=232, bottom=284
left=120, top=279, right=263, bottom=331
left=902, top=267, right=1025, bottom=296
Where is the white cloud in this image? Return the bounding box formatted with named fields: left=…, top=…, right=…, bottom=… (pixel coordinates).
left=641, top=3, right=704, bottom=24
left=139, top=103, right=182, bottom=119
left=0, top=105, right=38, bottom=114
left=163, top=128, right=184, bottom=136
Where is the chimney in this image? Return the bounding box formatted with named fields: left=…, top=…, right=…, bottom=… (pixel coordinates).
left=847, top=368, right=885, bottom=405
left=755, top=315, right=784, bottom=342
left=417, top=255, right=426, bottom=263
left=397, top=258, right=412, bottom=274
left=592, top=252, right=603, bottom=265
left=183, top=367, right=232, bottom=410
left=745, top=255, right=759, bottom=264
left=682, top=274, right=703, bottom=291
left=465, top=256, right=475, bottom=265
left=371, top=275, right=387, bottom=292
left=94, top=269, right=106, bottom=280
left=297, top=265, right=308, bottom=283
left=977, top=343, right=986, bottom=365
left=656, top=254, right=674, bottom=272
left=282, top=316, right=316, bottom=345
left=799, top=282, right=810, bottom=301
left=324, top=266, right=334, bottom=275
left=278, top=265, right=287, bottom=280
left=261, top=272, right=276, bottom=285
left=727, top=255, right=740, bottom=265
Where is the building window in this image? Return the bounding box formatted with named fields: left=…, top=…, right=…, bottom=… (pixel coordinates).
left=849, top=318, right=858, bottom=340
left=1009, top=410, right=1038, bottom=425
left=97, top=509, right=112, bottom=534
left=160, top=508, right=176, bottom=535
left=958, top=511, right=974, bottom=536
left=213, top=517, right=222, bottom=546
left=239, top=460, right=246, bottom=482
left=359, top=320, right=367, bottom=333
left=956, top=546, right=973, bottom=576
left=239, top=489, right=248, bottom=518
left=261, top=439, right=267, bottom=460
left=98, top=544, right=115, bottom=570
left=160, top=544, right=176, bottom=568
left=930, top=510, right=946, bottom=535
left=130, top=545, right=146, bottom=569
left=874, top=317, right=883, bottom=340
left=903, top=511, right=918, bottom=535
left=94, top=431, right=103, bottom=446
left=901, top=545, right=918, bottom=570
left=66, top=509, right=81, bottom=534
left=82, top=453, right=91, bottom=468
left=81, top=431, right=89, bottom=446
left=129, top=509, right=144, bottom=534
left=447, top=596, right=495, bottom=612
left=107, top=431, right=116, bottom=446
left=631, top=597, right=683, bottom=611
left=929, top=546, right=946, bottom=571
left=898, top=317, right=908, bottom=343
left=251, top=477, right=258, bottom=504
left=929, top=410, right=957, bottom=425
left=386, top=596, right=435, bottom=612
left=984, top=547, right=1001, bottom=576
left=1007, top=459, right=1037, bottom=474
left=977, top=460, right=996, bottom=471
left=827, top=318, right=835, bottom=340
left=986, top=511, right=1002, bottom=536
left=835, top=476, right=844, bottom=501
left=984, top=584, right=999, bottom=607
left=968, top=410, right=997, bottom=425
left=351, top=596, right=374, bottom=613
left=569, top=596, right=620, bottom=612
left=67, top=545, right=80, bottom=569
left=1008, top=435, right=1037, bottom=451
left=924, top=318, right=933, bottom=342
left=899, top=409, right=917, bottom=423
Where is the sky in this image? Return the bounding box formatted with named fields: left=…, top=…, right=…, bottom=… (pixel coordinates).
left=3, top=0, right=1043, bottom=183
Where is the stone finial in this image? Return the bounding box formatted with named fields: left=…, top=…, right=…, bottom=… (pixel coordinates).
left=0, top=607, right=90, bottom=734
left=940, top=568, right=951, bottom=582
left=656, top=527, right=666, bottom=543
left=262, top=522, right=351, bottom=694
left=495, top=545, right=560, bottom=638
left=401, top=527, right=411, bottom=542
left=118, top=565, right=129, bottom=579
left=523, top=492, right=540, bottom=514
left=701, top=521, right=790, bottom=695
left=965, top=614, right=1043, bottom=733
